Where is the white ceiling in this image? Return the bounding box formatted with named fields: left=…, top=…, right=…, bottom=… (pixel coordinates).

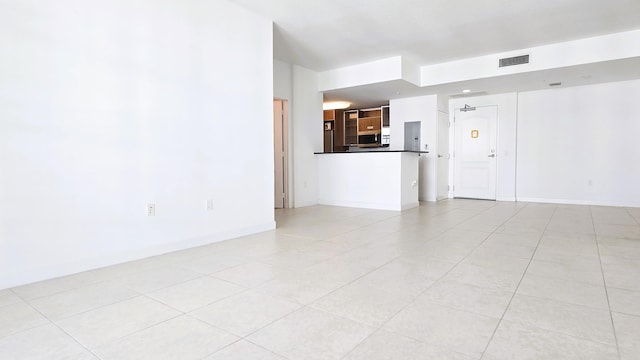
left=228, top=0, right=640, bottom=106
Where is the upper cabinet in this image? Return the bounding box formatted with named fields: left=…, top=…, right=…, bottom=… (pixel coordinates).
left=382, top=106, right=390, bottom=127
left=346, top=106, right=391, bottom=148
left=323, top=109, right=335, bottom=121
left=344, top=110, right=358, bottom=147
left=357, top=108, right=382, bottom=135
left=324, top=105, right=390, bottom=151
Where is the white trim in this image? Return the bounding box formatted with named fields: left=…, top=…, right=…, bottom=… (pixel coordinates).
left=293, top=200, right=319, bottom=208
left=517, top=197, right=640, bottom=208
left=1, top=221, right=276, bottom=290
left=317, top=199, right=418, bottom=211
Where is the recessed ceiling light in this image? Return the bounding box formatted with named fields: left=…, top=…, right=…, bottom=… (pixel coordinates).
left=462, top=89, right=471, bottom=93
left=323, top=101, right=351, bottom=110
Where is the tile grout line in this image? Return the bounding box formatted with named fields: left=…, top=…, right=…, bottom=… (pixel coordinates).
left=72, top=293, right=188, bottom=355
left=337, top=202, right=498, bottom=360
left=9, top=276, right=115, bottom=304
left=590, top=206, right=623, bottom=360
left=339, top=201, right=527, bottom=359
left=0, top=203, right=500, bottom=359
left=7, top=252, right=205, bottom=304
left=232, top=338, right=292, bottom=360
left=188, top=312, right=294, bottom=360
left=26, top=271, right=221, bottom=324
left=624, top=206, right=640, bottom=226
left=5, top=201, right=632, bottom=359
left=478, top=202, right=557, bottom=359
left=336, top=200, right=500, bottom=359
left=20, top=298, right=103, bottom=359
left=234, top=209, right=428, bottom=360
left=199, top=207, right=441, bottom=358
left=32, top=289, right=230, bottom=358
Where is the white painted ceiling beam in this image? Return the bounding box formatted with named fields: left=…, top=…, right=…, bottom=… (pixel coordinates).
left=420, top=29, right=640, bottom=87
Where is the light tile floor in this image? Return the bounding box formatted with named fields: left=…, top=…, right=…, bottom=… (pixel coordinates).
left=1, top=199, right=640, bottom=359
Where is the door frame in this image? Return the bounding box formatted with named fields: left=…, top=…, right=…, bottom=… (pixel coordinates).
left=436, top=110, right=450, bottom=200
left=452, top=104, right=499, bottom=200
left=273, top=98, right=289, bottom=208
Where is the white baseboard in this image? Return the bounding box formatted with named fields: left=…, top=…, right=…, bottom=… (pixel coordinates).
left=1, top=221, right=276, bottom=290
left=293, top=200, right=318, bottom=208
left=401, top=201, right=420, bottom=210
left=318, top=199, right=409, bottom=211
left=517, top=197, right=640, bottom=208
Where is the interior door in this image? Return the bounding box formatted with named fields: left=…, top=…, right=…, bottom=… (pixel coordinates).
left=454, top=105, right=497, bottom=200
left=436, top=111, right=450, bottom=200
left=273, top=99, right=286, bottom=208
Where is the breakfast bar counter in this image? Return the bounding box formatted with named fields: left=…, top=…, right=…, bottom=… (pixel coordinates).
left=315, top=150, right=427, bottom=211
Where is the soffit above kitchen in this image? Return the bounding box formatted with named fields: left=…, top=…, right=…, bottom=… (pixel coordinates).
left=228, top=0, right=640, bottom=107
left=228, top=0, right=640, bottom=71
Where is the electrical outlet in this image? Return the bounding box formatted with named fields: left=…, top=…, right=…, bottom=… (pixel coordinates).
left=206, top=199, right=214, bottom=210
left=146, top=203, right=155, bottom=216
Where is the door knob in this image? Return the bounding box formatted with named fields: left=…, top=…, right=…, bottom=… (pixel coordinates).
left=438, top=154, right=443, bottom=158
left=488, top=154, right=496, bottom=158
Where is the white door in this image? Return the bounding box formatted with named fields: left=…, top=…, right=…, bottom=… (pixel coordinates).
left=454, top=105, right=497, bottom=200
left=436, top=111, right=450, bottom=200
left=273, top=99, right=288, bottom=208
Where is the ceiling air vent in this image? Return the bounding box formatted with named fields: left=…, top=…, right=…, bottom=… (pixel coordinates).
left=451, top=91, right=488, bottom=98
left=499, top=54, right=529, bottom=68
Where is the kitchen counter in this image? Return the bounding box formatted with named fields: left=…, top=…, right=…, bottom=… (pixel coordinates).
left=315, top=149, right=429, bottom=154
left=315, top=151, right=421, bottom=211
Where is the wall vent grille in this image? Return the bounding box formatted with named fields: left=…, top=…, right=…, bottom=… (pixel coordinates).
left=451, top=91, right=488, bottom=98
left=499, top=55, right=529, bottom=67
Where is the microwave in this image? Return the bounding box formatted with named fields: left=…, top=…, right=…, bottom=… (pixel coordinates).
left=358, top=134, right=379, bottom=146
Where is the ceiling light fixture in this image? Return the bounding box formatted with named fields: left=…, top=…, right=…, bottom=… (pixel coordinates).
left=462, top=89, right=471, bottom=93
left=323, top=101, right=351, bottom=110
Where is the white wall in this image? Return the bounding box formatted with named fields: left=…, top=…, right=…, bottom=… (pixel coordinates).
left=0, top=0, right=275, bottom=289
left=274, top=60, right=293, bottom=101
left=421, top=29, right=640, bottom=87
left=448, top=80, right=640, bottom=207
left=292, top=65, right=323, bottom=207
left=390, top=95, right=438, bottom=201
left=517, top=79, right=640, bottom=206
left=449, top=93, right=518, bottom=201
left=276, top=60, right=323, bottom=209
left=318, top=56, right=403, bottom=91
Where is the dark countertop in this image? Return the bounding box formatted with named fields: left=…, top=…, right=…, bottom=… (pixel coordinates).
left=314, top=150, right=429, bottom=154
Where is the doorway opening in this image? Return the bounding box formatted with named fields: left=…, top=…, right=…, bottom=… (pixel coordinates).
left=274, top=99, right=289, bottom=209
left=453, top=105, right=498, bottom=200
